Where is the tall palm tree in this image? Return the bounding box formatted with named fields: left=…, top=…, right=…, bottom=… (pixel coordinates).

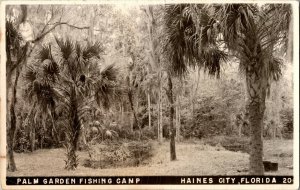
left=162, top=4, right=291, bottom=174
left=24, top=38, right=120, bottom=170
left=162, top=4, right=227, bottom=161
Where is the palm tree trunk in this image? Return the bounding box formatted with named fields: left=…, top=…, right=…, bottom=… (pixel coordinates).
left=65, top=87, right=80, bottom=170
left=166, top=75, right=176, bottom=161
left=246, top=64, right=267, bottom=175
left=7, top=69, right=20, bottom=172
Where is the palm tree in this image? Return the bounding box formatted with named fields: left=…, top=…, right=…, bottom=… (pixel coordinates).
left=24, top=38, right=120, bottom=170
left=162, top=4, right=291, bottom=174
left=162, top=4, right=227, bottom=161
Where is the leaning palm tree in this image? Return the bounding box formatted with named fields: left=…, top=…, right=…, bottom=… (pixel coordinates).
left=162, top=4, right=291, bottom=174
left=24, top=38, right=120, bottom=170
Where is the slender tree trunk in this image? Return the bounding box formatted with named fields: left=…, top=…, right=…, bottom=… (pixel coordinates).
left=148, top=92, right=151, bottom=128
left=287, top=14, right=293, bottom=63
left=144, top=6, right=163, bottom=141
left=157, top=97, right=160, bottom=140
left=158, top=83, right=162, bottom=140
left=120, top=101, right=124, bottom=124
left=178, top=100, right=181, bottom=140
left=238, top=123, right=242, bottom=138
left=48, top=107, right=60, bottom=145
left=128, top=91, right=141, bottom=138
left=31, top=123, right=36, bottom=151
left=131, top=113, right=134, bottom=132
left=23, top=102, right=37, bottom=151
left=7, top=69, right=20, bottom=172
left=81, top=125, right=87, bottom=146
left=176, top=94, right=181, bottom=141
left=128, top=91, right=138, bottom=126
left=88, top=9, right=95, bottom=44
left=40, top=118, right=46, bottom=149
left=158, top=72, right=163, bottom=141
left=246, top=62, right=267, bottom=175
left=175, top=99, right=178, bottom=139
left=191, top=69, right=200, bottom=117
left=136, top=97, right=142, bottom=138
left=166, top=75, right=176, bottom=161
left=65, top=87, right=80, bottom=170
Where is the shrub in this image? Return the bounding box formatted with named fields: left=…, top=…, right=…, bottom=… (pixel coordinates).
left=83, top=141, right=154, bottom=169
left=280, top=108, right=293, bottom=139
left=180, top=96, right=231, bottom=139
left=125, top=141, right=154, bottom=166
left=14, top=128, right=31, bottom=153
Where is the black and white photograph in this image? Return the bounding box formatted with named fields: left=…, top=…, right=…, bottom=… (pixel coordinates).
left=0, top=0, right=298, bottom=189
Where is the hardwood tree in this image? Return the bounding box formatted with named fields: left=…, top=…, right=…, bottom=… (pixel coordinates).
left=6, top=20, right=28, bottom=172
left=142, top=5, right=164, bottom=142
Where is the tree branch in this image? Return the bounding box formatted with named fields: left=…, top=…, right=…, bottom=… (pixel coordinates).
left=32, top=22, right=90, bottom=43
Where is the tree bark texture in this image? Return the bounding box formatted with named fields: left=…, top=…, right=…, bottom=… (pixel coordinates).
left=246, top=62, right=268, bottom=175
left=65, top=87, right=80, bottom=170
left=148, top=93, right=151, bottom=128
left=176, top=94, right=181, bottom=141
left=166, top=75, right=176, bottom=161
left=23, top=102, right=37, bottom=151
left=128, top=91, right=141, bottom=135
left=158, top=72, right=163, bottom=142
left=7, top=69, right=20, bottom=172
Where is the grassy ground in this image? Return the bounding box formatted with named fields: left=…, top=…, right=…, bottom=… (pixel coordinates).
left=7, top=139, right=293, bottom=176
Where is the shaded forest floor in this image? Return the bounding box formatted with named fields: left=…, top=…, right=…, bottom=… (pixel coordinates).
left=7, top=139, right=293, bottom=176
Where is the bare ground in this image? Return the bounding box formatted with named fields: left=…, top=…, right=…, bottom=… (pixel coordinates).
left=7, top=139, right=293, bottom=176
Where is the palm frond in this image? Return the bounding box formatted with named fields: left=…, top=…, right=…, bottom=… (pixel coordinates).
left=162, top=4, right=191, bottom=76
left=100, top=64, right=118, bottom=82
left=95, top=64, right=120, bottom=109
left=162, top=4, right=227, bottom=77
left=36, top=44, right=53, bottom=62
left=83, top=41, right=104, bottom=60
left=202, top=47, right=228, bottom=77
left=24, top=65, right=37, bottom=83
left=42, top=59, right=60, bottom=77
left=55, top=37, right=75, bottom=61
left=264, top=56, right=283, bottom=81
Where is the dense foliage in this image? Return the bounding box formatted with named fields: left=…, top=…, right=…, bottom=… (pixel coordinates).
left=6, top=4, right=293, bottom=174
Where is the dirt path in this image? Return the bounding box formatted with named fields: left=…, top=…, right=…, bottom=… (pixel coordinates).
left=7, top=140, right=293, bottom=176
